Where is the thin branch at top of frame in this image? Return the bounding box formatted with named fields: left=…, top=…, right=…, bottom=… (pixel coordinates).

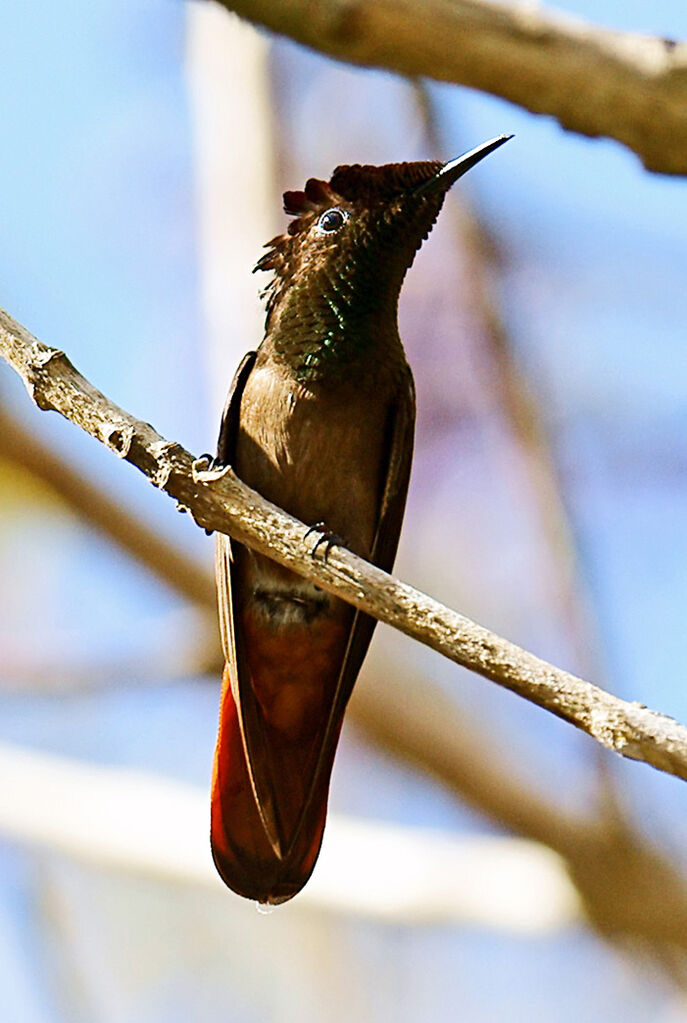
left=210, top=0, right=687, bottom=175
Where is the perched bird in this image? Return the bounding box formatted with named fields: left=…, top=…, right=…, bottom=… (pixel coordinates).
left=211, top=135, right=512, bottom=904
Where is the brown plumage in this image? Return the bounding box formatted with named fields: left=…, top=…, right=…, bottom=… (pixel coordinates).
left=210, top=135, right=512, bottom=904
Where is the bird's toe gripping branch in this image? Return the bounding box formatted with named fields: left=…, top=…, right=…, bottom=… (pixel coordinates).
left=304, top=523, right=345, bottom=563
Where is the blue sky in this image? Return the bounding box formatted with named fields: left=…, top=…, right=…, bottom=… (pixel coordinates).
left=0, top=2, right=686, bottom=1020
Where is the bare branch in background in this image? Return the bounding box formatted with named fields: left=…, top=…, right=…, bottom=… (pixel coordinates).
left=209, top=0, right=687, bottom=175
left=0, top=404, right=215, bottom=612
left=351, top=673, right=687, bottom=959
left=412, top=80, right=604, bottom=683
left=3, top=306, right=687, bottom=785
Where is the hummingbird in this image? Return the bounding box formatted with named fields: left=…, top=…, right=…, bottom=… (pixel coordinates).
left=210, top=135, right=512, bottom=905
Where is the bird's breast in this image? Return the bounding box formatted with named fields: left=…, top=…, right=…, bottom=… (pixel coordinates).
left=234, top=358, right=391, bottom=557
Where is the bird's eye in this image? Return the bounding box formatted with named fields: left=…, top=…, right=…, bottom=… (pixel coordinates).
left=317, top=208, right=348, bottom=234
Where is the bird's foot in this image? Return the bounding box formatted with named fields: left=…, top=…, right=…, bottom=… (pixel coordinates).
left=192, top=454, right=231, bottom=535
left=193, top=452, right=227, bottom=475
left=304, top=522, right=345, bottom=563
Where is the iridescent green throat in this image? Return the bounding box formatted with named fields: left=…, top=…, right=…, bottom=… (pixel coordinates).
left=267, top=275, right=399, bottom=384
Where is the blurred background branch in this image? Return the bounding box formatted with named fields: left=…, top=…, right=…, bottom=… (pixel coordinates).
left=411, top=78, right=604, bottom=683
left=208, top=0, right=687, bottom=174
left=0, top=403, right=215, bottom=613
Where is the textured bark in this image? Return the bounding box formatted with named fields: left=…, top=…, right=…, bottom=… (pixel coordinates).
left=2, top=303, right=687, bottom=783
left=209, top=0, right=687, bottom=175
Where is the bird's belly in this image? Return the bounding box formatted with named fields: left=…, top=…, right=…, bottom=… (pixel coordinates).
left=230, top=361, right=389, bottom=712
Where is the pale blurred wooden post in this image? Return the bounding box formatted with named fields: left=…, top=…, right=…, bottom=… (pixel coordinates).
left=185, top=2, right=276, bottom=418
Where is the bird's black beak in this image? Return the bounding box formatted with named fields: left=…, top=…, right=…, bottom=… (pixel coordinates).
left=413, top=134, right=513, bottom=197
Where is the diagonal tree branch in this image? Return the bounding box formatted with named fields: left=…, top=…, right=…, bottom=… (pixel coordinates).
left=6, top=308, right=687, bottom=967
left=209, top=0, right=687, bottom=175
left=2, top=303, right=687, bottom=782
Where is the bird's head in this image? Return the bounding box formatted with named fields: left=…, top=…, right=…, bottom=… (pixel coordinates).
left=255, top=136, right=512, bottom=368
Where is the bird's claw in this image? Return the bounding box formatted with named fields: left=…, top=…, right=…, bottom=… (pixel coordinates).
left=305, top=522, right=344, bottom=562
left=192, top=455, right=231, bottom=534
left=194, top=453, right=226, bottom=474
left=192, top=453, right=231, bottom=488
